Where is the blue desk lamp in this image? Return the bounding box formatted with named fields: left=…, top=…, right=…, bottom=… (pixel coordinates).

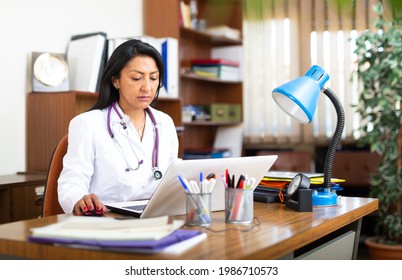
left=272, top=65, right=345, bottom=206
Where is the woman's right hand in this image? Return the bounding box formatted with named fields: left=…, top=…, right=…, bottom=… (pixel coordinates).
left=72, top=193, right=107, bottom=216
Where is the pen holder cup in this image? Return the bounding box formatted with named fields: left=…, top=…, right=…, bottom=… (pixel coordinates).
left=225, top=188, right=254, bottom=224
left=185, top=192, right=212, bottom=226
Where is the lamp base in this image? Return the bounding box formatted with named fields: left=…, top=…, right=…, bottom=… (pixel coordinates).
left=312, top=188, right=338, bottom=206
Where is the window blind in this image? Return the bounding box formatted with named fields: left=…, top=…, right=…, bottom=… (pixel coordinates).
left=243, top=0, right=390, bottom=146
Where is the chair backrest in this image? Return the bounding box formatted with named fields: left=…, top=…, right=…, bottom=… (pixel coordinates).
left=41, top=135, right=68, bottom=217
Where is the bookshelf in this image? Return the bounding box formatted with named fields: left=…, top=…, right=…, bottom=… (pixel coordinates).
left=144, top=0, right=243, bottom=156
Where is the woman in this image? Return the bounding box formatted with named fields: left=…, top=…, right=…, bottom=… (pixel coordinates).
left=58, top=39, right=179, bottom=216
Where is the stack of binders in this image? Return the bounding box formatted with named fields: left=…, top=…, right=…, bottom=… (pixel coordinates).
left=254, top=171, right=346, bottom=204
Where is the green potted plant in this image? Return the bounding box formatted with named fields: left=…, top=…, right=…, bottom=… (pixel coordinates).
left=353, top=2, right=402, bottom=259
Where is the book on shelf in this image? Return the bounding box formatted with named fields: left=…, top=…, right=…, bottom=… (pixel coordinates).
left=190, top=58, right=239, bottom=67
left=159, top=37, right=179, bottom=98
left=107, top=37, right=132, bottom=60
left=212, top=46, right=244, bottom=80
left=190, top=58, right=240, bottom=81
left=191, top=64, right=240, bottom=81
left=205, top=25, right=241, bottom=40
left=179, top=1, right=191, bottom=28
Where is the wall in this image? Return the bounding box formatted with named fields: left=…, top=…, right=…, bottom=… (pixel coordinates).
left=0, top=0, right=143, bottom=175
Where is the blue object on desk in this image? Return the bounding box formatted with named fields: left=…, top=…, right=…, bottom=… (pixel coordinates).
left=312, top=187, right=338, bottom=206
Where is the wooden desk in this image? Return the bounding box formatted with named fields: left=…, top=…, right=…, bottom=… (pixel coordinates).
left=0, top=197, right=377, bottom=260
left=0, top=173, right=47, bottom=224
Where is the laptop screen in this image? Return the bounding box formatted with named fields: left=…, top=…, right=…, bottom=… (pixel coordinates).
left=105, top=155, right=277, bottom=218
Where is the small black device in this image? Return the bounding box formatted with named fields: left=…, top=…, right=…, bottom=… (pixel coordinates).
left=285, top=173, right=312, bottom=212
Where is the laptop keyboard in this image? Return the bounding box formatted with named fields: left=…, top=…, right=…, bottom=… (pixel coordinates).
left=123, top=204, right=146, bottom=212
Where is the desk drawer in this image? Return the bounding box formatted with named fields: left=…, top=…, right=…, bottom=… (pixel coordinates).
left=10, top=185, right=43, bottom=222
left=296, top=231, right=356, bottom=260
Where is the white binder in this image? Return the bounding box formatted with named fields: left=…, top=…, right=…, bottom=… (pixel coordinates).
left=67, top=32, right=107, bottom=93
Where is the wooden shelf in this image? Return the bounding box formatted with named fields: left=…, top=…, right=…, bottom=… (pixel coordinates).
left=144, top=0, right=243, bottom=155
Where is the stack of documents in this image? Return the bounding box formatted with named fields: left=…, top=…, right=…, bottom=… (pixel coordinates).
left=262, top=171, right=345, bottom=185
left=190, top=59, right=240, bottom=81
left=204, top=25, right=241, bottom=40
left=254, top=171, right=345, bottom=204
left=28, top=216, right=206, bottom=254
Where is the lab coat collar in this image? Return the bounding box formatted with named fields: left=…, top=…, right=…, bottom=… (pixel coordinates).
left=109, top=102, right=130, bottom=126
left=146, top=106, right=163, bottom=126
left=108, top=103, right=162, bottom=128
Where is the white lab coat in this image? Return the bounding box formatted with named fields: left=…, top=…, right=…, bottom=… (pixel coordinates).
left=58, top=104, right=179, bottom=213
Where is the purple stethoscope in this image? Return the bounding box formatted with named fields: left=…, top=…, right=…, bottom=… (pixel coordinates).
left=107, top=102, right=162, bottom=180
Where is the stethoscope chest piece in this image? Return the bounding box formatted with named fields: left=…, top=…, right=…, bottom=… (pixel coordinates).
left=153, top=169, right=163, bottom=180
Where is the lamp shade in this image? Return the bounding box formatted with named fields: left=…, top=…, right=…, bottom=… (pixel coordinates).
left=272, top=65, right=329, bottom=124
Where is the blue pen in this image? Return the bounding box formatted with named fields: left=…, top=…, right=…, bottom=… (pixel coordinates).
left=178, top=175, right=191, bottom=193
left=199, top=172, right=203, bottom=183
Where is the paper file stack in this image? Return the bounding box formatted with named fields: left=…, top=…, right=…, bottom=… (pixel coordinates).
left=190, top=59, right=240, bottom=82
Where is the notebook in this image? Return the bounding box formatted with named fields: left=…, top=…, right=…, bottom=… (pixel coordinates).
left=105, top=155, right=277, bottom=218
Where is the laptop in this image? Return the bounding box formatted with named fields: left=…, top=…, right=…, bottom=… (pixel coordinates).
left=105, top=155, right=277, bottom=218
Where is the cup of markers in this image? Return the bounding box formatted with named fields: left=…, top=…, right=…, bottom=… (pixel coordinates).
left=222, top=170, right=256, bottom=224
left=178, top=173, right=216, bottom=227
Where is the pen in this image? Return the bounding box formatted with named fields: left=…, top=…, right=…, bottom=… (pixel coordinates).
left=239, top=179, right=245, bottom=189
left=207, top=178, right=216, bottom=193
left=236, top=175, right=245, bottom=189
left=189, top=180, right=200, bottom=193
left=206, top=173, right=216, bottom=180
left=221, top=174, right=228, bottom=189
left=248, top=177, right=256, bottom=190
left=178, top=175, right=191, bottom=193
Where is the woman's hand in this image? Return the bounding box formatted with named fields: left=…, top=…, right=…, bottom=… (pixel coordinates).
left=73, top=193, right=107, bottom=216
